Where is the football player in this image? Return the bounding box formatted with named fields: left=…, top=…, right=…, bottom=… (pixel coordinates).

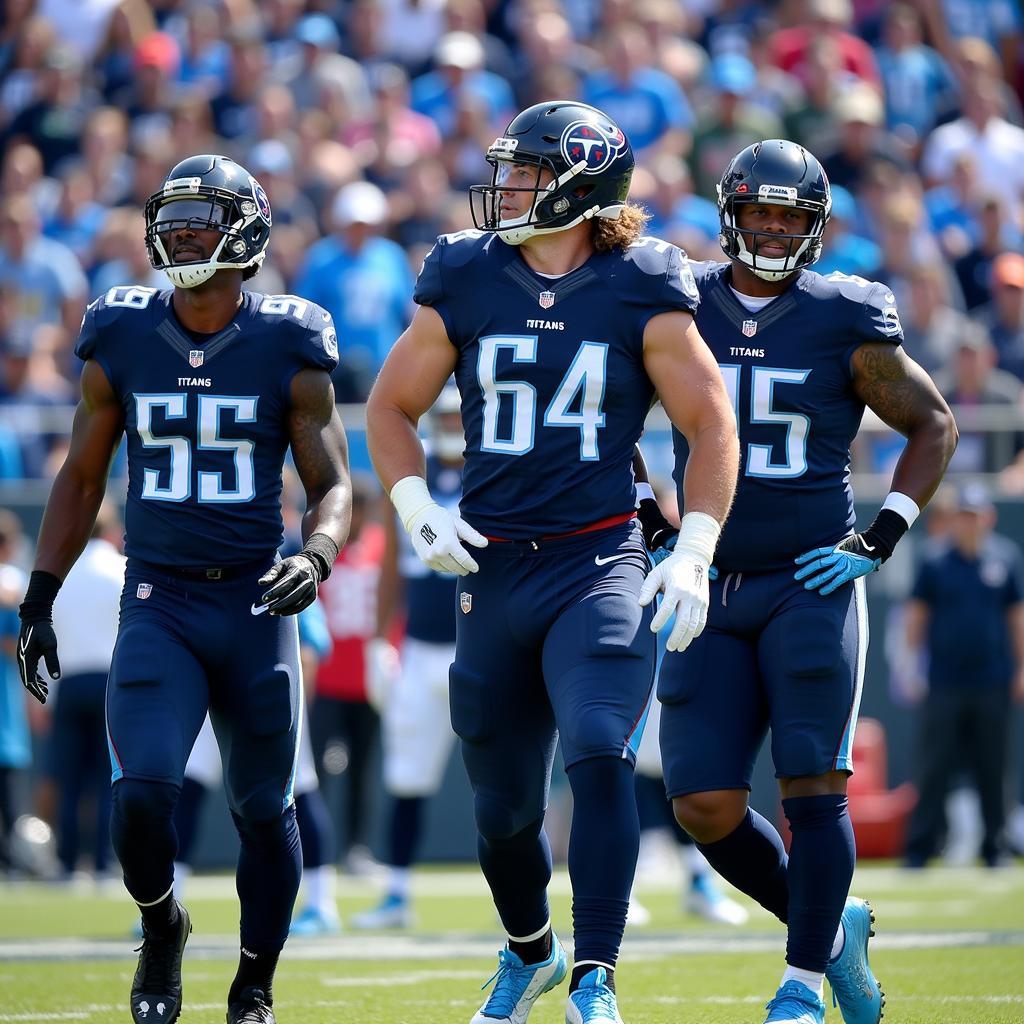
left=352, top=384, right=464, bottom=931
left=652, top=140, right=957, bottom=1024
left=16, top=154, right=352, bottom=1024
left=367, top=101, right=739, bottom=1024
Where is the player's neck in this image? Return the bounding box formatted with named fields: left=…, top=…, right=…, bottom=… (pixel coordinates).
left=729, top=262, right=796, bottom=298
left=172, top=276, right=244, bottom=334
left=517, top=227, right=594, bottom=277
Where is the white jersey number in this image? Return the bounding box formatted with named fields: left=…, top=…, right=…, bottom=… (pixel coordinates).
left=477, top=335, right=608, bottom=460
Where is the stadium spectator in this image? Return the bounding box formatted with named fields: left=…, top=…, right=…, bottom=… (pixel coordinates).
left=43, top=166, right=107, bottom=266
left=924, top=151, right=985, bottom=260
left=76, top=106, right=132, bottom=208
left=311, top=477, right=386, bottom=874
left=902, top=481, right=1024, bottom=868
left=174, top=4, right=231, bottom=98
left=973, top=252, right=1024, bottom=382
left=0, top=15, right=57, bottom=128
left=90, top=207, right=166, bottom=297
left=922, top=73, right=1024, bottom=219
left=768, top=0, right=881, bottom=89
left=410, top=31, right=515, bottom=138
left=294, top=180, right=413, bottom=402
left=874, top=3, right=957, bottom=148
left=690, top=53, right=781, bottom=199
left=119, top=31, right=180, bottom=144
left=953, top=192, right=1017, bottom=310
left=783, top=35, right=848, bottom=157
left=933, top=333, right=1024, bottom=475
left=813, top=183, right=882, bottom=278
left=582, top=23, right=694, bottom=156
left=901, top=262, right=979, bottom=375
left=0, top=192, right=87, bottom=341
left=46, top=500, right=123, bottom=880
left=210, top=28, right=270, bottom=144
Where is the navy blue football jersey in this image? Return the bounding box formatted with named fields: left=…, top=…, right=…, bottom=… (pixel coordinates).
left=672, top=264, right=903, bottom=573
left=401, top=454, right=462, bottom=644
left=414, top=230, right=698, bottom=539
left=75, top=286, right=338, bottom=567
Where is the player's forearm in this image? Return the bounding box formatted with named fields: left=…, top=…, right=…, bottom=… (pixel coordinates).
left=888, top=410, right=958, bottom=508
left=680, top=420, right=738, bottom=527
left=300, top=478, right=352, bottom=551
left=903, top=600, right=928, bottom=652
left=33, top=468, right=106, bottom=579
left=366, top=397, right=427, bottom=492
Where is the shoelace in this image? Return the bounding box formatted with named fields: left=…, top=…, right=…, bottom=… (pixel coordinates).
left=133, top=924, right=179, bottom=992
left=571, top=982, right=619, bottom=1022
left=479, top=950, right=528, bottom=1017
left=764, top=982, right=820, bottom=1019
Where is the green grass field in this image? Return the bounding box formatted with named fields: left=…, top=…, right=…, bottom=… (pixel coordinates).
left=1, top=862, right=1022, bottom=1023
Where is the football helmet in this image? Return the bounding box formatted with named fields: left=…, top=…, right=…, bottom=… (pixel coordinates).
left=718, top=139, right=831, bottom=282
left=470, top=101, right=634, bottom=245
left=145, top=154, right=272, bottom=288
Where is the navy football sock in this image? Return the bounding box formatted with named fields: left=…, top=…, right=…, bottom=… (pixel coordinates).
left=233, top=805, right=302, bottom=954
left=477, top=813, right=552, bottom=941
left=782, top=794, right=855, bottom=973
left=171, top=777, right=207, bottom=865
left=566, top=756, right=638, bottom=969
left=110, top=778, right=179, bottom=908
left=389, top=795, right=424, bottom=869
left=696, top=807, right=790, bottom=921
left=294, top=789, right=335, bottom=870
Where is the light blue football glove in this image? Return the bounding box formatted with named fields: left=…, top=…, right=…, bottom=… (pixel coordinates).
left=793, top=535, right=881, bottom=596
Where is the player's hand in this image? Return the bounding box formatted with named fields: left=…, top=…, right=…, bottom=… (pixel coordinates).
left=365, top=638, right=400, bottom=712
left=258, top=554, right=321, bottom=616
left=408, top=503, right=488, bottom=576
left=794, top=534, right=882, bottom=596
left=16, top=620, right=61, bottom=704
left=638, top=547, right=711, bottom=654
left=637, top=497, right=678, bottom=556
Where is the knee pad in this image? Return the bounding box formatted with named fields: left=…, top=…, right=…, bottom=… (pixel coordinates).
left=474, top=792, right=544, bottom=846
left=232, top=804, right=298, bottom=850
left=111, top=778, right=179, bottom=829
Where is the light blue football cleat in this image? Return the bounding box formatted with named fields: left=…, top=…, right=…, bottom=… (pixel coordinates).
left=565, top=967, right=623, bottom=1024
left=471, top=935, right=567, bottom=1024
left=350, top=892, right=414, bottom=930
left=763, top=980, right=826, bottom=1024
left=825, top=897, right=885, bottom=1024
left=289, top=904, right=341, bottom=937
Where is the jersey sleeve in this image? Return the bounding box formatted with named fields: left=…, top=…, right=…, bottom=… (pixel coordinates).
left=627, top=239, right=700, bottom=341
left=664, top=245, right=700, bottom=315
left=412, top=236, right=457, bottom=340
left=293, top=301, right=340, bottom=372
left=855, top=281, right=904, bottom=346
left=73, top=294, right=119, bottom=391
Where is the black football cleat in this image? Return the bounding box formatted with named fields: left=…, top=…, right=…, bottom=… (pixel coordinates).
left=227, top=986, right=277, bottom=1023
left=130, top=901, right=191, bottom=1024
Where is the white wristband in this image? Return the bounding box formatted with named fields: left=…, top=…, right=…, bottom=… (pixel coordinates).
left=882, top=491, right=920, bottom=529
left=674, top=511, right=721, bottom=566
left=635, top=482, right=656, bottom=504
left=390, top=476, right=436, bottom=534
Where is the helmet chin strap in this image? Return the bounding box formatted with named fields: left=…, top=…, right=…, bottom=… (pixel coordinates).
left=731, top=226, right=811, bottom=283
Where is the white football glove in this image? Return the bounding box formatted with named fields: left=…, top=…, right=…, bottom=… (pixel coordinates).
left=391, top=476, right=488, bottom=576
left=638, top=511, right=720, bottom=654
left=365, top=637, right=400, bottom=712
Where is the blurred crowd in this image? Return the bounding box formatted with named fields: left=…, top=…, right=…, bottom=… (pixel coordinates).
left=0, top=0, right=1024, bottom=481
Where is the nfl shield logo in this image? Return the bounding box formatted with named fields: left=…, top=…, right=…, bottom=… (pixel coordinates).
left=539, top=291, right=555, bottom=309
left=136, top=583, right=153, bottom=600
left=460, top=592, right=473, bottom=614
left=742, top=320, right=758, bottom=338
left=189, top=349, right=204, bottom=368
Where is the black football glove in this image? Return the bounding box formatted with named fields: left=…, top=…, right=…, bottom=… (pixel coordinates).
left=256, top=533, right=339, bottom=616
left=257, top=554, right=321, bottom=616
left=636, top=497, right=679, bottom=556
left=17, top=571, right=63, bottom=704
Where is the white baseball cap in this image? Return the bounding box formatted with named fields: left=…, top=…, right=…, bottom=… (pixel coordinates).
left=332, top=180, right=388, bottom=226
